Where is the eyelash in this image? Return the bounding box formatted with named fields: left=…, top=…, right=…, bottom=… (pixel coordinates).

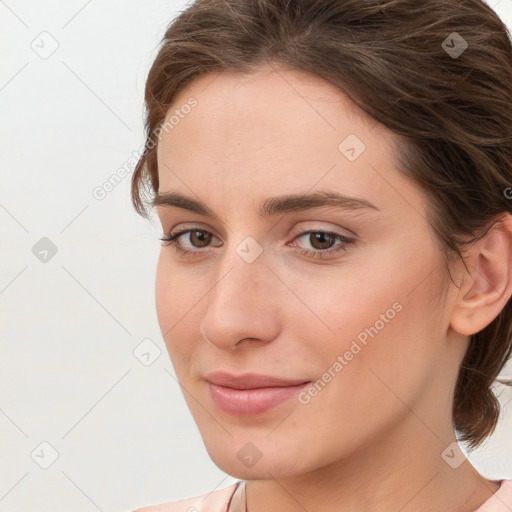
left=159, top=227, right=355, bottom=260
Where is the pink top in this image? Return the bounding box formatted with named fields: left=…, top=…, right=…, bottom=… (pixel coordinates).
left=133, top=479, right=512, bottom=511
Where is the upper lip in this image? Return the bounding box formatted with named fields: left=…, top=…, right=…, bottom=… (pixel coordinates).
left=205, top=371, right=310, bottom=390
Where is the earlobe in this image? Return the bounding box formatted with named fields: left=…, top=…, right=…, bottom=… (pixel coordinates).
left=450, top=214, right=512, bottom=337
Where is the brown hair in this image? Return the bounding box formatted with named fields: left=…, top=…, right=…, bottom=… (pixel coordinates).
left=131, top=0, right=512, bottom=450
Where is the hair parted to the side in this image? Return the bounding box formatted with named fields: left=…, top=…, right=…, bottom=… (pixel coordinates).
left=131, top=0, right=512, bottom=450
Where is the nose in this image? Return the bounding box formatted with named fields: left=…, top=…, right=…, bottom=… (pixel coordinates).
left=199, top=244, right=281, bottom=351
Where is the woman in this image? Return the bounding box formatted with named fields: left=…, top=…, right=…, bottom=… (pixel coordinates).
left=129, top=0, right=512, bottom=510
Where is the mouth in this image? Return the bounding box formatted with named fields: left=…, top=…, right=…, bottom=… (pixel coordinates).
left=205, top=372, right=312, bottom=416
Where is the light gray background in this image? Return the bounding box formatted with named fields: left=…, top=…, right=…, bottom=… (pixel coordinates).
left=1, top=1, right=512, bottom=511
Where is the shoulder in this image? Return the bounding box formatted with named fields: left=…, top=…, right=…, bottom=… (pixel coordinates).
left=475, top=480, right=512, bottom=512
left=132, top=482, right=240, bottom=512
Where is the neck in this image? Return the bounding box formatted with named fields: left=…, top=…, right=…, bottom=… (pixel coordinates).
left=245, top=415, right=499, bottom=512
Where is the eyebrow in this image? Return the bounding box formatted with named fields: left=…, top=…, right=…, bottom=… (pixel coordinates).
left=152, top=190, right=381, bottom=219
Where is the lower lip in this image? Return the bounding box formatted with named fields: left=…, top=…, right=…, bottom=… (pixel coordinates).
left=207, top=381, right=311, bottom=416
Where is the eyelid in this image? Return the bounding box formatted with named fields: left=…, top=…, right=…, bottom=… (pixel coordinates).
left=165, top=221, right=354, bottom=243
left=288, top=221, right=356, bottom=240
left=167, top=222, right=220, bottom=238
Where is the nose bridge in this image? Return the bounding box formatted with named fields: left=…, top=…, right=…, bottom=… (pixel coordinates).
left=199, top=239, right=280, bottom=350
left=212, top=230, right=270, bottom=302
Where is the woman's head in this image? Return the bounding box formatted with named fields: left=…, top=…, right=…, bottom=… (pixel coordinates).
left=131, top=0, right=512, bottom=476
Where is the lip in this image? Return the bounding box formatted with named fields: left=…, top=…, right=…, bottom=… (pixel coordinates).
left=205, top=372, right=311, bottom=416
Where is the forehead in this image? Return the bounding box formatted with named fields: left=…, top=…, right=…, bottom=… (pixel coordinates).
left=158, top=66, right=391, bottom=162
left=154, top=64, right=423, bottom=222
left=163, top=64, right=380, bottom=144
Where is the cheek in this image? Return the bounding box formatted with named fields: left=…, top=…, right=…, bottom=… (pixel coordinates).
left=155, top=254, right=197, bottom=367
left=295, top=246, right=445, bottom=396
left=290, top=295, right=442, bottom=450
left=155, top=253, right=172, bottom=334
left=155, top=253, right=199, bottom=332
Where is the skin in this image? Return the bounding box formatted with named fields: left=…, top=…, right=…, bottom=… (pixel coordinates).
left=153, top=63, right=512, bottom=512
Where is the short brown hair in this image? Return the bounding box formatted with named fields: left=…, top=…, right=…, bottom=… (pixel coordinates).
left=131, top=0, right=512, bottom=450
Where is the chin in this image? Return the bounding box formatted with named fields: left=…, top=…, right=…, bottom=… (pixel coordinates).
left=209, top=454, right=304, bottom=481
left=202, top=434, right=314, bottom=480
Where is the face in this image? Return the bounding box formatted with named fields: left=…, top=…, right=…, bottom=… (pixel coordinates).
left=154, top=64, right=462, bottom=479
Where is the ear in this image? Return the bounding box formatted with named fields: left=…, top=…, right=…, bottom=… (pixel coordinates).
left=450, top=214, right=512, bottom=336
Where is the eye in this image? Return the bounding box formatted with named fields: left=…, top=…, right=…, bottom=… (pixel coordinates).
left=159, top=227, right=356, bottom=260
left=160, top=228, right=220, bottom=257
left=289, top=230, right=355, bottom=259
